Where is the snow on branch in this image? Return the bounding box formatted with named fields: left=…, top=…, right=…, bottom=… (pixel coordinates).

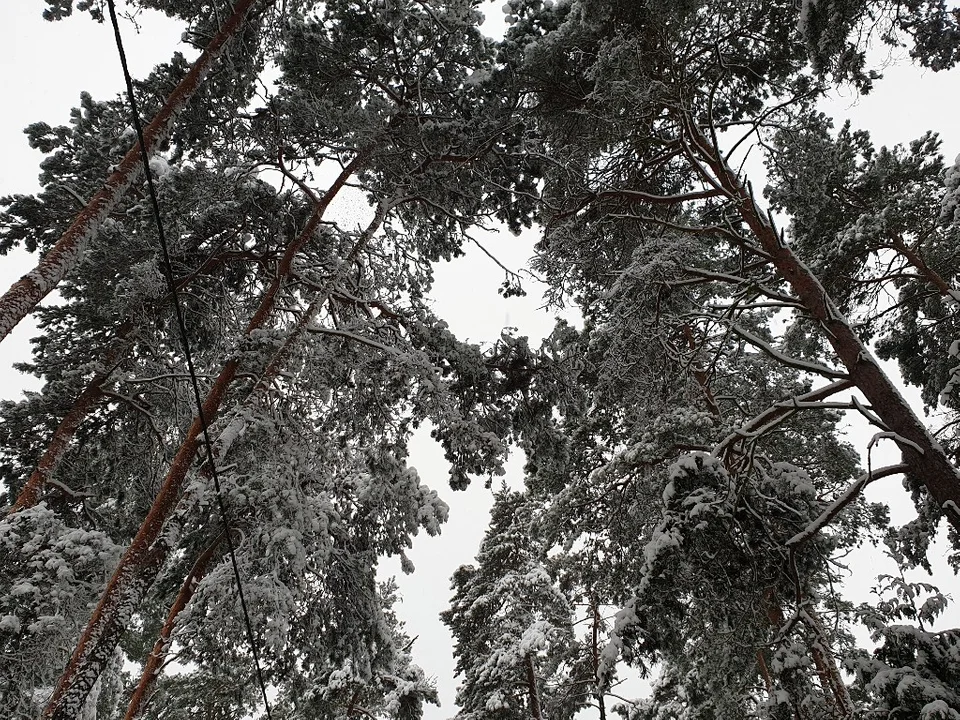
left=868, top=431, right=925, bottom=456
left=305, top=326, right=399, bottom=355
left=595, top=187, right=729, bottom=205
left=785, top=463, right=909, bottom=549
left=729, top=323, right=849, bottom=379
left=713, top=379, right=855, bottom=456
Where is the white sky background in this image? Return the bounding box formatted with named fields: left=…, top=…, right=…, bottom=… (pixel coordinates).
left=0, top=3, right=958, bottom=719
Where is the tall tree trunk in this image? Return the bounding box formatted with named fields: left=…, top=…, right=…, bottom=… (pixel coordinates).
left=524, top=652, right=544, bottom=720
left=685, top=114, right=960, bottom=531
left=0, top=0, right=270, bottom=344
left=123, top=531, right=225, bottom=720
left=590, top=597, right=606, bottom=720
left=41, top=151, right=372, bottom=719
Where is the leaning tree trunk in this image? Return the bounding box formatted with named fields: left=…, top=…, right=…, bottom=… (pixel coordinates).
left=123, top=531, right=225, bottom=720
left=0, top=0, right=269, bottom=344
left=7, top=324, right=133, bottom=514
left=41, top=150, right=373, bottom=720
left=684, top=113, right=960, bottom=532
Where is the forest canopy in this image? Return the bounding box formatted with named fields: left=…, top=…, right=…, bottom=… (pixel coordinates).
left=2, top=1, right=960, bottom=718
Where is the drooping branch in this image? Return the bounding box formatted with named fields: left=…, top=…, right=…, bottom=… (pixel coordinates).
left=0, top=0, right=271, bottom=344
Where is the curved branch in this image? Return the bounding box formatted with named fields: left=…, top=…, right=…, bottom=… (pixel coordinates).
left=785, top=463, right=909, bottom=548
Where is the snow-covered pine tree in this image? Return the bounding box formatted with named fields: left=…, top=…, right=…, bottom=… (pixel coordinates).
left=469, top=0, right=960, bottom=716
left=765, top=115, right=960, bottom=568
left=442, top=489, right=580, bottom=720
left=0, top=1, right=538, bottom=717
left=5, top=0, right=960, bottom=718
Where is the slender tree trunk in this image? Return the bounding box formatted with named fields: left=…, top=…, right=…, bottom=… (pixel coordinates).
left=590, top=597, right=606, bottom=720
left=41, top=151, right=372, bottom=719
left=123, top=531, right=225, bottom=720
left=686, top=115, right=960, bottom=531
left=0, top=0, right=270, bottom=344
left=755, top=650, right=774, bottom=692
left=8, top=324, right=133, bottom=515
left=889, top=234, right=958, bottom=300
left=761, top=588, right=818, bottom=720
left=804, top=609, right=854, bottom=719
left=524, top=652, right=544, bottom=720
left=682, top=323, right=721, bottom=418
left=810, top=648, right=841, bottom=719
left=8, top=381, right=105, bottom=514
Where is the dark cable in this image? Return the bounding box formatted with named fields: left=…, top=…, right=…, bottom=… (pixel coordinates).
left=104, top=3, right=273, bottom=717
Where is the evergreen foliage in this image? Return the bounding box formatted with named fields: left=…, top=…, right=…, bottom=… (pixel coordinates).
left=1, top=0, right=960, bottom=718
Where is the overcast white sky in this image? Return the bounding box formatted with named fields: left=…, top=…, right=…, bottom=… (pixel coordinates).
left=1, top=4, right=958, bottom=719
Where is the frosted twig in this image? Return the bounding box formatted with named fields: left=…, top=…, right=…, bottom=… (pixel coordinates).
left=305, top=326, right=398, bottom=354
left=730, top=323, right=848, bottom=379
left=46, top=478, right=93, bottom=499
left=785, top=463, right=909, bottom=549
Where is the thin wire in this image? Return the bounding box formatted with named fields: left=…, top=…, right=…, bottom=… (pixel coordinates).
left=105, top=3, right=273, bottom=717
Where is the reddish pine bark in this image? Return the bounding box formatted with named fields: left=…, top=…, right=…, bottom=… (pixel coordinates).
left=7, top=381, right=106, bottom=514
left=686, top=115, right=960, bottom=531
left=8, top=325, right=133, bottom=515
left=123, top=531, right=225, bottom=720
left=41, top=150, right=371, bottom=719
left=0, top=0, right=269, bottom=344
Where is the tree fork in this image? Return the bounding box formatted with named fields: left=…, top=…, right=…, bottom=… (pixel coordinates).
left=685, top=115, right=960, bottom=531
left=0, top=0, right=271, bottom=344
left=41, top=150, right=371, bottom=719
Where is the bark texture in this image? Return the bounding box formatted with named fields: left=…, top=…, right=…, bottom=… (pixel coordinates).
left=0, top=0, right=268, bottom=344
left=524, top=652, right=544, bottom=720
left=123, top=531, right=225, bottom=720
